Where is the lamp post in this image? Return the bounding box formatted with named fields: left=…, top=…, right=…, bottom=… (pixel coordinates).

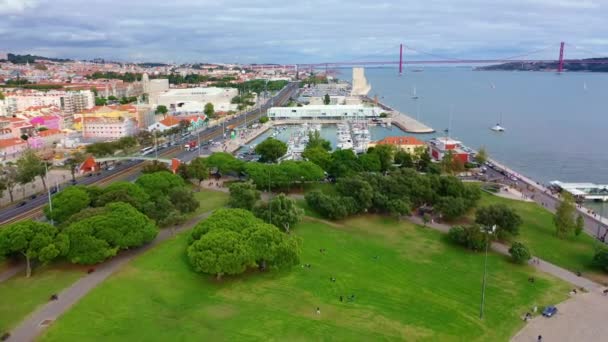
left=44, top=161, right=54, bottom=226
left=480, top=224, right=496, bottom=320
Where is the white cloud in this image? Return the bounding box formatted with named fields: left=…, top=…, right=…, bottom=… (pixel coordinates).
left=0, top=0, right=39, bottom=14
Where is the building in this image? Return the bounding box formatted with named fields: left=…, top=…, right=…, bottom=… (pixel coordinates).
left=0, top=138, right=27, bottom=158
left=0, top=116, right=35, bottom=139
left=3, top=90, right=94, bottom=116
left=142, top=74, right=169, bottom=105
left=267, top=104, right=381, bottom=120
left=427, top=137, right=471, bottom=163
left=74, top=105, right=138, bottom=131
left=80, top=117, right=138, bottom=139
left=157, top=87, right=238, bottom=112
left=369, top=136, right=425, bottom=154
left=147, top=115, right=206, bottom=132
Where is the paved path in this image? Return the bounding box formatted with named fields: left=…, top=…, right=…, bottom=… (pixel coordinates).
left=408, top=215, right=601, bottom=290
left=7, top=210, right=213, bottom=342
left=0, top=263, right=24, bottom=283
left=511, top=288, right=608, bottom=342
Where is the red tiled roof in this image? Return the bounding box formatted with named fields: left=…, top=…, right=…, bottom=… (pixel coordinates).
left=37, top=129, right=63, bottom=137
left=374, top=136, right=425, bottom=146
left=0, top=138, right=27, bottom=148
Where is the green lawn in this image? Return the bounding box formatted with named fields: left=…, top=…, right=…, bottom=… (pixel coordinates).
left=0, top=264, right=83, bottom=333
left=477, top=193, right=605, bottom=281
left=40, top=216, right=569, bottom=341
left=191, top=188, right=230, bottom=216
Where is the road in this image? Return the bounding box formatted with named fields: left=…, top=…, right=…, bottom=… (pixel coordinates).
left=0, top=82, right=299, bottom=226
left=482, top=165, right=608, bottom=243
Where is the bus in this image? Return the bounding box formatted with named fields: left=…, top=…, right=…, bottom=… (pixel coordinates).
left=140, top=147, right=155, bottom=155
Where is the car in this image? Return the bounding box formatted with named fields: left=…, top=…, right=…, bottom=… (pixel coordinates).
left=542, top=306, right=558, bottom=317
left=30, top=194, right=37, bottom=200
left=17, top=201, right=27, bottom=207
left=107, top=166, right=116, bottom=171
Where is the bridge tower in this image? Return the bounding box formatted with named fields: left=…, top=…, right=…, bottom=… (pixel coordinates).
left=399, top=43, right=403, bottom=75
left=558, top=41, right=565, bottom=73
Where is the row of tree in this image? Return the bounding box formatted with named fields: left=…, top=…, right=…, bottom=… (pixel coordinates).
left=45, top=171, right=199, bottom=228
left=0, top=202, right=158, bottom=277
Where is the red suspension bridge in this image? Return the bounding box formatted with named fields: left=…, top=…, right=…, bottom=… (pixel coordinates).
left=245, top=42, right=608, bottom=73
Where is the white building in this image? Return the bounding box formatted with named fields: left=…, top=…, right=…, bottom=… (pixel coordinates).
left=267, top=104, right=381, bottom=120
left=82, top=117, right=138, bottom=139
left=4, top=90, right=94, bottom=116
left=157, top=87, right=238, bottom=112
left=144, top=76, right=170, bottom=105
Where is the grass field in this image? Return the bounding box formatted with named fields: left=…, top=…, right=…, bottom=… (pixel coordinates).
left=191, top=188, right=230, bottom=216
left=0, top=189, right=228, bottom=336
left=40, top=216, right=569, bottom=341
left=477, top=193, right=604, bottom=280
left=0, top=264, right=83, bottom=333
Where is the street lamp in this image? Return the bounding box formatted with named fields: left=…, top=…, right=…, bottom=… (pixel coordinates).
left=480, top=224, right=497, bottom=320
left=44, top=161, right=54, bottom=226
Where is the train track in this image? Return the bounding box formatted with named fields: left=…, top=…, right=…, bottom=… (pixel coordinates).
left=0, top=84, right=298, bottom=226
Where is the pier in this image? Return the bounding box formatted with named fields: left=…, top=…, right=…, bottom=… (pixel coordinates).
left=364, top=96, right=435, bottom=134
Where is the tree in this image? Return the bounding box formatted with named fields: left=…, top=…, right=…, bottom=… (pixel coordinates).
left=475, top=204, right=523, bottom=239
left=108, top=95, right=118, bottom=101
left=475, top=147, right=488, bottom=165
left=435, top=196, right=467, bottom=221
left=593, top=248, right=608, bottom=272
left=135, top=171, right=186, bottom=198
left=206, top=152, right=243, bottom=174
left=0, top=221, right=68, bottom=277
left=155, top=105, right=168, bottom=118
left=323, top=93, right=331, bottom=105
left=204, top=102, right=215, bottom=118
left=95, top=97, right=107, bottom=106
left=229, top=182, right=261, bottom=210
left=255, top=137, right=287, bottom=163
left=187, top=157, right=209, bottom=188
left=187, top=229, right=251, bottom=279
left=253, top=194, right=303, bottom=233
left=575, top=214, right=585, bottom=236
left=554, top=193, right=577, bottom=238
left=242, top=223, right=300, bottom=270
left=394, top=150, right=414, bottom=168
left=416, top=147, right=432, bottom=172
left=306, top=130, right=331, bottom=151
left=16, top=150, right=48, bottom=191
left=142, top=160, right=169, bottom=174
left=259, top=116, right=269, bottom=124
left=508, top=242, right=531, bottom=264
left=65, top=151, right=86, bottom=183
left=305, top=190, right=350, bottom=220
left=44, top=186, right=91, bottom=224
left=302, top=146, right=332, bottom=170
left=0, top=163, right=19, bottom=203
left=448, top=225, right=488, bottom=251
left=328, top=149, right=362, bottom=178
left=169, top=187, right=199, bottom=214
left=96, top=181, right=150, bottom=211
left=358, top=152, right=381, bottom=172
left=369, top=144, right=396, bottom=172
left=0, top=91, right=4, bottom=100
left=62, top=202, right=158, bottom=264
left=335, top=177, right=374, bottom=213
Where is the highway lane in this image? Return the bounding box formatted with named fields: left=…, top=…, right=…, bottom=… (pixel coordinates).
left=0, top=82, right=299, bottom=225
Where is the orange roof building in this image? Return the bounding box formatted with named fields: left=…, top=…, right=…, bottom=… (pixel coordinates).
left=369, top=136, right=425, bottom=154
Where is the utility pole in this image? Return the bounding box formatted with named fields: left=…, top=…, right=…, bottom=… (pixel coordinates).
left=154, top=129, right=158, bottom=159
left=45, top=162, right=54, bottom=226
left=480, top=225, right=496, bottom=320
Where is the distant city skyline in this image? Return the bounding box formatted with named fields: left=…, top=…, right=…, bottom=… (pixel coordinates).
left=1, top=0, right=607, bottom=63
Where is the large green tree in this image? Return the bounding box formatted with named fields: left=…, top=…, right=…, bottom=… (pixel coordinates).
left=302, top=146, right=332, bottom=170
left=253, top=194, right=303, bottom=233
left=187, top=229, right=251, bottom=279
left=0, top=221, right=68, bottom=277
left=206, top=152, right=243, bottom=174
left=96, top=181, right=150, bottom=211
left=369, top=144, right=396, bottom=172
left=169, top=187, right=199, bottom=214
left=135, top=171, right=186, bottom=198
left=229, top=182, right=261, bottom=210
left=187, top=157, right=209, bottom=188
left=62, top=202, right=158, bottom=264
left=255, top=137, right=287, bottom=163
left=242, top=223, right=300, bottom=270
left=554, top=193, right=578, bottom=238
left=155, top=105, right=168, bottom=118
left=1, top=163, right=19, bottom=203
left=16, top=150, right=48, bottom=191
left=306, top=130, right=331, bottom=151
left=44, top=186, right=91, bottom=223
left=475, top=204, right=523, bottom=239
left=204, top=102, right=215, bottom=118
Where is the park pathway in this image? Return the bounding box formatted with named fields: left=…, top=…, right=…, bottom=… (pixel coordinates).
left=7, top=210, right=214, bottom=342
left=0, top=263, right=24, bottom=283
left=407, top=215, right=601, bottom=290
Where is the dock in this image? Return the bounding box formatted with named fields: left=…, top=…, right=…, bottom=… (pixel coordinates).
left=364, top=97, right=435, bottom=134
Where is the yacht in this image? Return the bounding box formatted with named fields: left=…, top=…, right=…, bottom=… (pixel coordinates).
left=491, top=123, right=505, bottom=132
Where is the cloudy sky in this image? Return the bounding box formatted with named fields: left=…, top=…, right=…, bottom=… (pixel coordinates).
left=1, top=0, right=607, bottom=63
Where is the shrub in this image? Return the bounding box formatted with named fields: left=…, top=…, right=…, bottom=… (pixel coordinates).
left=448, top=225, right=489, bottom=251
left=508, top=242, right=531, bottom=264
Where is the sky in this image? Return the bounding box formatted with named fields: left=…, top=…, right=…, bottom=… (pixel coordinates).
left=1, top=0, right=607, bottom=63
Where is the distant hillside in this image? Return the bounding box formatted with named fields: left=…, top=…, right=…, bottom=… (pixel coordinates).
left=8, top=53, right=72, bottom=64
left=476, top=58, right=608, bottom=72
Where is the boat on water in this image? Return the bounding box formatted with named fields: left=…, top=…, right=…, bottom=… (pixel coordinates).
left=490, top=113, right=505, bottom=132
left=491, top=124, right=505, bottom=132
left=412, top=86, right=419, bottom=100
